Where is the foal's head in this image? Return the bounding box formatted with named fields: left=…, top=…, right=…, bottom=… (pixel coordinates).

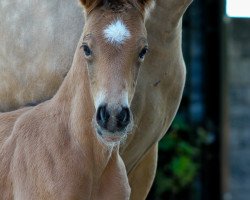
left=79, top=0, right=154, bottom=144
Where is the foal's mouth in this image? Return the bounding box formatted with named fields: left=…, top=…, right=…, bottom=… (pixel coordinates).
left=93, top=119, right=134, bottom=145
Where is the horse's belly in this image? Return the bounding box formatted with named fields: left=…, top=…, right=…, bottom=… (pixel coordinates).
left=0, top=0, right=83, bottom=111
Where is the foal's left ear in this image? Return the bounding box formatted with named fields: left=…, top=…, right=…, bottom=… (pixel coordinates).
left=134, top=0, right=155, bottom=14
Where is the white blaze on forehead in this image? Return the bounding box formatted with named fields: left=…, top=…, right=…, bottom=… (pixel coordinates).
left=94, top=90, right=129, bottom=109
left=103, top=19, right=131, bottom=45
left=94, top=91, right=106, bottom=109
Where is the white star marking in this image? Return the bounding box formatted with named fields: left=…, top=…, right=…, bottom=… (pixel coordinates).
left=103, top=19, right=131, bottom=45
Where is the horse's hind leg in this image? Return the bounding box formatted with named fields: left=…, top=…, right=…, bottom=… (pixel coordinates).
left=128, top=143, right=158, bottom=200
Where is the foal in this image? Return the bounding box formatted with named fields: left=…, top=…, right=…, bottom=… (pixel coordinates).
left=0, top=0, right=154, bottom=199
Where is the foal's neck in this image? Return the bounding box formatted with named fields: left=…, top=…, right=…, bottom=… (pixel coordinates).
left=52, top=38, right=115, bottom=165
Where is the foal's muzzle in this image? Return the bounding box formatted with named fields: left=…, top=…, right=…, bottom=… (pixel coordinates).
left=96, top=104, right=131, bottom=133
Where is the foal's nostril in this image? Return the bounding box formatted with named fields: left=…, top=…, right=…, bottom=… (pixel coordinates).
left=117, top=107, right=130, bottom=130
left=96, top=105, right=110, bottom=129
left=96, top=105, right=131, bottom=133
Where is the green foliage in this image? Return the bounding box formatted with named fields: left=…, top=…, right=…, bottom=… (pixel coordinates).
left=154, top=116, right=210, bottom=199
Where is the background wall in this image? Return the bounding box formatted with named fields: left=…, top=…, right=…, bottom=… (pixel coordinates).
left=226, top=18, right=250, bottom=200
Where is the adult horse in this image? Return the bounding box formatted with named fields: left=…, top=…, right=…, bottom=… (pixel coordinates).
left=0, top=0, right=192, bottom=199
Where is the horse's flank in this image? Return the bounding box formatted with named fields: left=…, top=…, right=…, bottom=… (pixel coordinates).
left=0, top=0, right=83, bottom=112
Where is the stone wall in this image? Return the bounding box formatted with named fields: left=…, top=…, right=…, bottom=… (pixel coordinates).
left=227, top=18, right=250, bottom=200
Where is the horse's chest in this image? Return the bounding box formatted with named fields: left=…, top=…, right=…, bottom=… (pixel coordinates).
left=9, top=143, right=90, bottom=199
left=11, top=162, right=92, bottom=200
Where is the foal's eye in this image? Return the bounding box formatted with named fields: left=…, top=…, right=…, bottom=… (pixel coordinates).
left=139, top=46, right=149, bottom=61
left=81, top=44, right=92, bottom=57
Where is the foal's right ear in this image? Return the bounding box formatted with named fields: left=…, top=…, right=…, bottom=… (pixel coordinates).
left=79, top=0, right=102, bottom=13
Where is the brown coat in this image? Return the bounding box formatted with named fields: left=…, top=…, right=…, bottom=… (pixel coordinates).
left=0, top=0, right=192, bottom=199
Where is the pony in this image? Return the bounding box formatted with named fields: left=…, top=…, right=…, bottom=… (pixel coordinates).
left=0, top=0, right=192, bottom=199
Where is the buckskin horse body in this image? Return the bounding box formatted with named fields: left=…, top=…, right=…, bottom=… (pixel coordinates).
left=0, top=0, right=192, bottom=199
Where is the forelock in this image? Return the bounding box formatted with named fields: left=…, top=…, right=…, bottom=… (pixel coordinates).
left=103, top=0, right=133, bottom=12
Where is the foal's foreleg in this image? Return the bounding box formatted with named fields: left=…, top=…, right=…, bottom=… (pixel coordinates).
left=128, top=143, right=158, bottom=200
left=97, top=151, right=131, bottom=200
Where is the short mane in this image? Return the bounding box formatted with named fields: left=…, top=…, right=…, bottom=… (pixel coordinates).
left=82, top=0, right=154, bottom=15
left=103, top=0, right=132, bottom=12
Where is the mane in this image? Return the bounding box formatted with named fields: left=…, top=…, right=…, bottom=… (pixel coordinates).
left=82, top=0, right=155, bottom=15
left=103, top=0, right=132, bottom=12
left=104, top=0, right=155, bottom=13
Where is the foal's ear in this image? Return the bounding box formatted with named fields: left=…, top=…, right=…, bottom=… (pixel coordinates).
left=79, top=0, right=102, bottom=12
left=134, top=0, right=155, bottom=15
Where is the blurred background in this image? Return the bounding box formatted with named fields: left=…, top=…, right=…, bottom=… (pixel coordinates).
left=147, top=0, right=250, bottom=199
